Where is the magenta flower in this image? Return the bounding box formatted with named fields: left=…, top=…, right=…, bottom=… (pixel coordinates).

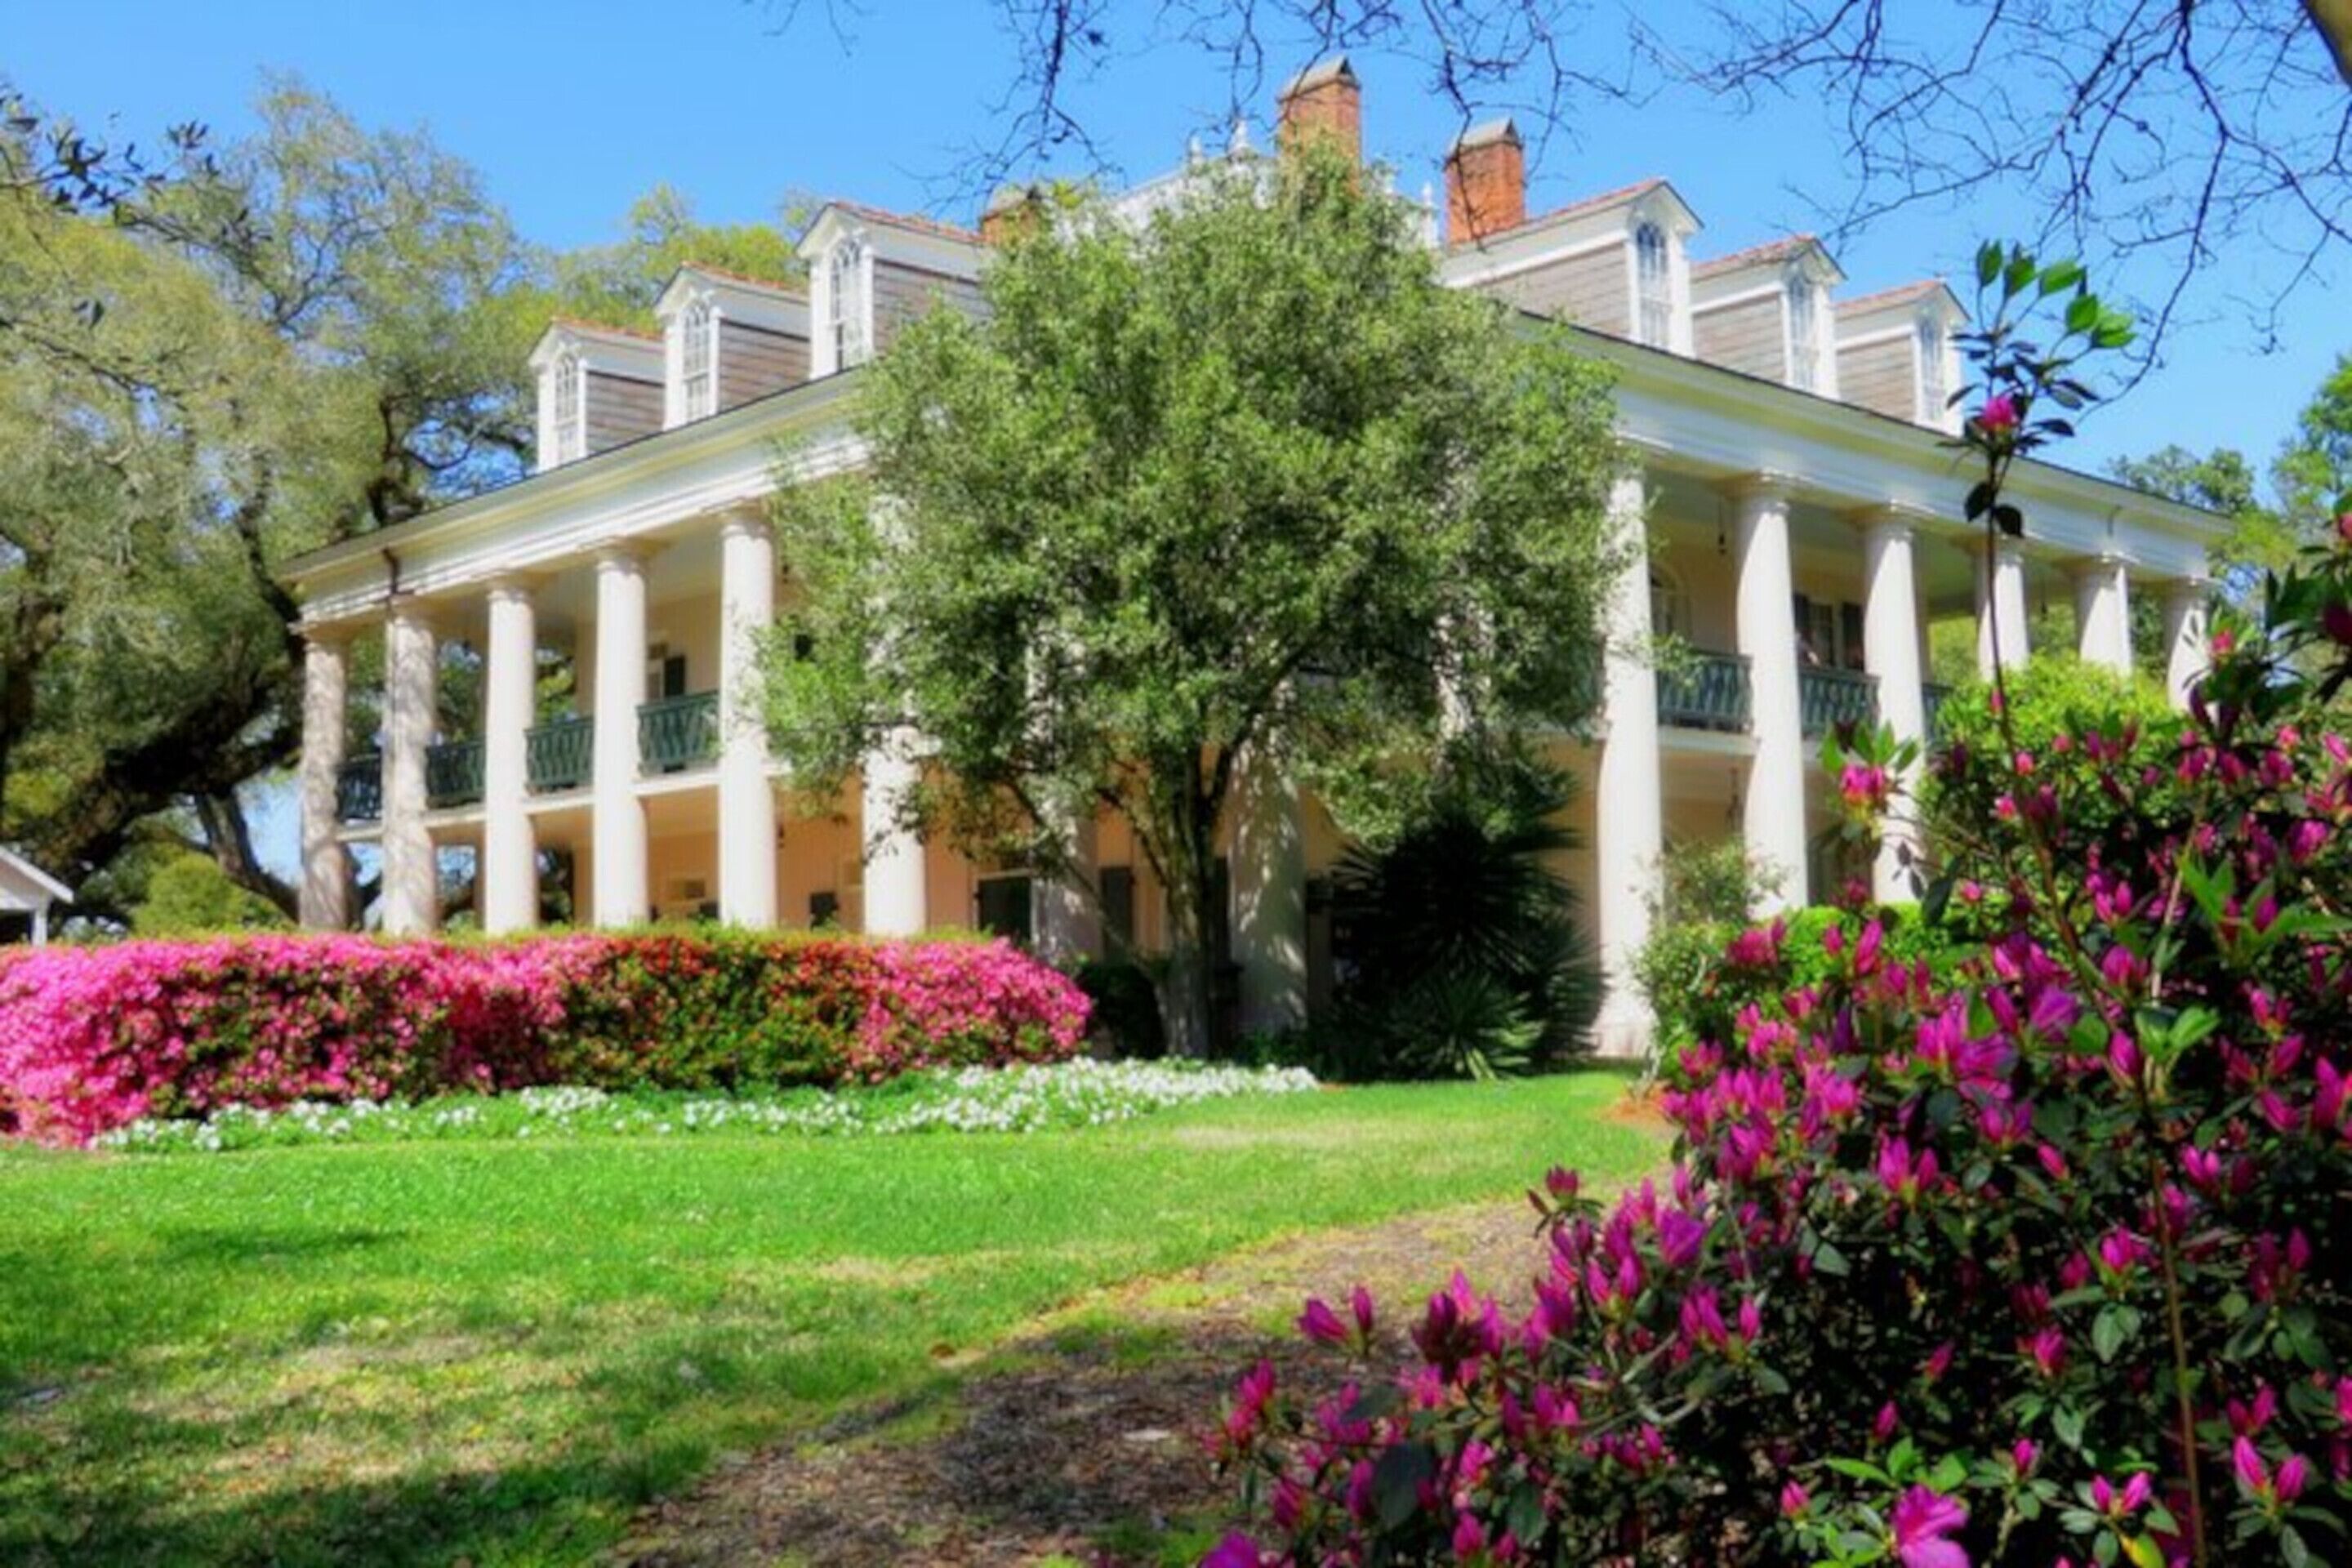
left=1201, top=1531, right=1264, bottom=1568
left=1890, top=1486, right=1970, bottom=1568
left=1780, top=1479, right=1810, bottom=1517
left=1977, top=393, right=2020, bottom=433
left=1298, top=1297, right=1349, bottom=1348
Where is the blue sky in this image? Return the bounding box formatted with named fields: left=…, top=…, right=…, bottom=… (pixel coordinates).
left=9, top=0, right=2342, bottom=879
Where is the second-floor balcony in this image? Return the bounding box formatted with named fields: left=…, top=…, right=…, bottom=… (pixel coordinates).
left=639, top=691, right=719, bottom=773
left=332, top=694, right=724, bottom=823
left=528, top=715, right=593, bottom=793
left=1658, top=650, right=1752, bottom=733
left=1799, top=666, right=1878, bottom=737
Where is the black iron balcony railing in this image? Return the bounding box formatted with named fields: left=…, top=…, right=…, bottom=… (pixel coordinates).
left=1923, top=683, right=1955, bottom=742
left=1800, top=666, right=1879, bottom=737
left=425, top=738, right=483, bottom=809
left=336, top=755, right=383, bottom=822
left=639, top=691, right=719, bottom=773
left=1657, top=650, right=1752, bottom=732
left=527, top=716, right=593, bottom=793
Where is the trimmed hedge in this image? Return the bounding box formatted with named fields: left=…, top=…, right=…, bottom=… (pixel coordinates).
left=0, top=932, right=1090, bottom=1146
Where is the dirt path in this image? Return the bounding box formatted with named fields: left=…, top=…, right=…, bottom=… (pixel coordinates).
left=612, top=1196, right=1566, bottom=1567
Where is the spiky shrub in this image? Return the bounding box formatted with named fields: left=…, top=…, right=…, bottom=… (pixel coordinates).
left=1327, top=755, right=1602, bottom=1079
left=1207, top=252, right=2352, bottom=1567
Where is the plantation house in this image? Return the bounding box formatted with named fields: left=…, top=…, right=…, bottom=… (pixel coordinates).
left=281, top=60, right=2226, bottom=1054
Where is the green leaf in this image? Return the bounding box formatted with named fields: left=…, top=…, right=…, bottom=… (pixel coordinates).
left=1370, top=1441, right=1436, bottom=1529
left=1976, top=243, right=2004, bottom=287
left=2065, top=293, right=2100, bottom=335
left=2038, top=261, right=2085, bottom=296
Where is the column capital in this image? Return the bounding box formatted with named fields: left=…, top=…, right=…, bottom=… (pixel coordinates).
left=482, top=569, right=543, bottom=601
left=2163, top=574, right=2216, bottom=604
left=718, top=509, right=774, bottom=542
left=385, top=596, right=448, bottom=636
left=1849, top=501, right=1937, bottom=538
left=2066, top=550, right=2133, bottom=580
left=299, top=620, right=357, bottom=652
left=1723, top=469, right=1802, bottom=505
left=592, top=538, right=653, bottom=569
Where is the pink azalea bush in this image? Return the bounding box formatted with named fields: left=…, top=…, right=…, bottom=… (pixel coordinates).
left=0, top=931, right=1089, bottom=1146
left=1207, top=251, right=2352, bottom=1566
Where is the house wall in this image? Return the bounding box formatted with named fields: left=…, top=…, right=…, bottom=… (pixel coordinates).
left=871, top=260, right=985, bottom=356
left=718, top=320, right=808, bottom=410
left=1838, top=336, right=1916, bottom=422
left=1694, top=292, right=1787, bottom=382
left=586, top=372, right=662, bottom=453
left=1484, top=247, right=1631, bottom=335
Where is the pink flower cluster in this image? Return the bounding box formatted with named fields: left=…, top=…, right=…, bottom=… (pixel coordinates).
left=0, top=933, right=1089, bottom=1146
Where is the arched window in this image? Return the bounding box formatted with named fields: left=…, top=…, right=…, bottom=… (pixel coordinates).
left=680, top=296, right=715, bottom=419
left=1916, top=317, right=1948, bottom=423
left=1787, top=274, right=1820, bottom=391
left=1634, top=222, right=1673, bottom=348
left=828, top=238, right=869, bottom=371
left=551, top=349, right=582, bottom=464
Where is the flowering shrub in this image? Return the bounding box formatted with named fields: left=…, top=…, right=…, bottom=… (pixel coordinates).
left=93, top=1058, right=1316, bottom=1152
left=0, top=931, right=1089, bottom=1146
left=1209, top=249, right=2352, bottom=1566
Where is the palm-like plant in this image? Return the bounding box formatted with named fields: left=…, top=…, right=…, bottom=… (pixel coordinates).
left=1329, top=752, right=1601, bottom=1078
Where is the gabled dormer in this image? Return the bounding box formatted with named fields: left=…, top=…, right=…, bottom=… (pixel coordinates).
left=1834, top=282, right=1968, bottom=433
left=652, top=265, right=811, bottom=428
left=799, top=202, right=987, bottom=378
left=1440, top=176, right=1701, bottom=354
left=527, top=320, right=664, bottom=473
left=1690, top=235, right=1846, bottom=395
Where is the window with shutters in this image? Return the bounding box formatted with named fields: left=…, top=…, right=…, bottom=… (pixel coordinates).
left=1635, top=222, right=1673, bottom=348
left=1787, top=274, right=1820, bottom=390
left=680, top=296, right=715, bottom=419
left=1100, top=866, right=1137, bottom=951
left=828, top=238, right=869, bottom=370
left=1917, top=318, right=1949, bottom=423
left=551, top=350, right=583, bottom=463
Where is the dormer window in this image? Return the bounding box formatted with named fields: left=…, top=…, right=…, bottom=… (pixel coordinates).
left=1916, top=318, right=1948, bottom=423
left=680, top=297, right=715, bottom=420
left=552, top=349, right=583, bottom=465
left=1634, top=222, right=1673, bottom=348
left=1787, top=274, right=1820, bottom=392
left=828, top=238, right=869, bottom=370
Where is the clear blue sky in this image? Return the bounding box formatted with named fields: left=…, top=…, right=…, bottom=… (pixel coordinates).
left=8, top=1, right=2342, bottom=880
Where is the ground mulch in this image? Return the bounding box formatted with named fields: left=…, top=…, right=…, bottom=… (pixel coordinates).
left=611, top=1196, right=1566, bottom=1567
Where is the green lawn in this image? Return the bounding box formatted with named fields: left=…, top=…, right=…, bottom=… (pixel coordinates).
left=0, top=1072, right=1659, bottom=1566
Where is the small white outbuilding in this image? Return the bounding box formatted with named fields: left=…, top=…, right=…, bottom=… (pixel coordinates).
left=0, top=847, right=71, bottom=945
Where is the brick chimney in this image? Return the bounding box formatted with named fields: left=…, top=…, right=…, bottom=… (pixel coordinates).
left=980, top=183, right=1040, bottom=245
left=1445, top=118, right=1525, bottom=243
left=1276, top=56, right=1361, bottom=162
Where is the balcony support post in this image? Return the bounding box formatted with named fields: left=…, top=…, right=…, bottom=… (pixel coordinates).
left=1732, top=474, right=1810, bottom=911
left=718, top=514, right=779, bottom=928
left=1976, top=536, right=2032, bottom=676
left=1593, top=470, right=1664, bottom=1058
left=1860, top=510, right=1931, bottom=904
left=381, top=604, right=440, bottom=935
left=297, top=629, right=352, bottom=929
left=2161, top=579, right=2212, bottom=712
left=2074, top=555, right=2134, bottom=675
left=481, top=576, right=540, bottom=933
left=591, top=543, right=651, bottom=927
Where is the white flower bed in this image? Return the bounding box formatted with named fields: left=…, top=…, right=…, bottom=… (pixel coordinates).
left=93, top=1059, right=1321, bottom=1154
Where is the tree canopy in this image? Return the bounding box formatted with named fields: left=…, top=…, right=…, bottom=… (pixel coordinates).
left=762, top=148, right=1624, bottom=1053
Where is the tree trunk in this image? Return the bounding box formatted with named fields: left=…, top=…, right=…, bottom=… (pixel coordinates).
left=1156, top=846, right=1220, bottom=1058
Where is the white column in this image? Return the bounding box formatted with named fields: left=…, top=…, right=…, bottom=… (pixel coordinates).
left=381, top=605, right=439, bottom=936
left=2162, top=580, right=2211, bottom=710
left=1593, top=471, right=1664, bottom=1058
left=2074, top=556, right=2133, bottom=675
left=297, top=631, right=352, bottom=930
left=718, top=514, right=779, bottom=927
left=591, top=545, right=650, bottom=927
left=1733, top=475, right=1809, bottom=911
left=1034, top=805, right=1102, bottom=965
left=480, top=577, right=539, bottom=933
left=30, top=906, right=47, bottom=946
left=861, top=728, right=928, bottom=936
left=1976, top=537, right=2031, bottom=677
left=1232, top=748, right=1307, bottom=1034
left=1860, top=512, right=1929, bottom=905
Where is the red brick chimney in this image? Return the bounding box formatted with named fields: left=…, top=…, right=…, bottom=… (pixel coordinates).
left=1445, top=118, right=1526, bottom=243
left=979, top=183, right=1041, bottom=245
left=1276, top=56, right=1361, bottom=163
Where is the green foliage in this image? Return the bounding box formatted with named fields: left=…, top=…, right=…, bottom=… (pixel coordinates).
left=764, top=145, right=1624, bottom=1054
left=1325, top=754, right=1602, bottom=1080
left=544, top=182, right=811, bottom=330
left=130, top=852, right=292, bottom=937
left=1632, top=836, right=1781, bottom=1058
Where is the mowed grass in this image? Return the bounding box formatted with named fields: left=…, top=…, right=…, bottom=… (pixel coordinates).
left=0, top=1071, right=1661, bottom=1567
